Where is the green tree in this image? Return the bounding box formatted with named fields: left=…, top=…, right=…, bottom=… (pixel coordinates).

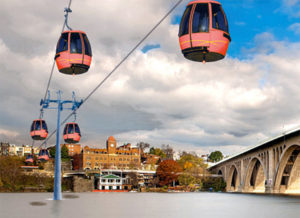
left=61, top=144, right=69, bottom=159
left=202, top=177, right=226, bottom=192
left=209, top=151, right=224, bottom=163
left=49, top=146, right=56, bottom=158
left=49, top=145, right=70, bottom=160
left=149, top=147, right=166, bottom=159
left=178, top=173, right=196, bottom=186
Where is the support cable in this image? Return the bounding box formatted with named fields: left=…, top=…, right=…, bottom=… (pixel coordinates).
left=41, top=0, right=73, bottom=106
left=33, top=0, right=73, bottom=149
left=38, top=0, right=184, bottom=148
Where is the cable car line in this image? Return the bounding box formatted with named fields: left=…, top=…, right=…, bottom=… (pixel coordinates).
left=36, top=0, right=185, bottom=149
left=31, top=0, right=73, bottom=155
left=41, top=0, right=73, bottom=111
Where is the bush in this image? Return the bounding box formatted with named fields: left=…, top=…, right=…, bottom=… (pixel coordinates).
left=202, top=177, right=226, bottom=192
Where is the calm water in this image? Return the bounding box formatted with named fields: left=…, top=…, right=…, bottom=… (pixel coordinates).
left=1, top=192, right=300, bottom=218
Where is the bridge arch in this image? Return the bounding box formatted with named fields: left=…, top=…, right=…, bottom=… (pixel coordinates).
left=226, top=164, right=240, bottom=192
left=243, top=157, right=266, bottom=193
left=274, top=144, right=300, bottom=194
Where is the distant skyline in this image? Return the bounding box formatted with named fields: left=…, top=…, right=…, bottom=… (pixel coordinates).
left=1, top=0, right=300, bottom=155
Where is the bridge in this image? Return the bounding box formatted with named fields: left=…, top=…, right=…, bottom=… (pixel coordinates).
left=209, top=128, right=300, bottom=194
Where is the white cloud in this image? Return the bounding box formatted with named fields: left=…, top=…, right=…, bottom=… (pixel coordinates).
left=289, top=23, right=300, bottom=34
left=1, top=0, right=300, bottom=156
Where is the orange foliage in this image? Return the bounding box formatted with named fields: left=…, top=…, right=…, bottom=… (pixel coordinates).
left=156, top=160, right=183, bottom=186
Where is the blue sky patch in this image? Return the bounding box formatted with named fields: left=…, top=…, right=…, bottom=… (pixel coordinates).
left=142, top=44, right=161, bottom=53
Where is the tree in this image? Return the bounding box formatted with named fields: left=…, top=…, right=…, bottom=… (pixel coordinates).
left=49, top=145, right=70, bottom=159
left=178, top=151, right=207, bottom=170
left=156, top=160, right=183, bottom=186
left=209, top=151, right=224, bottom=163
left=0, top=156, right=22, bottom=191
left=128, top=172, right=139, bottom=189
left=149, top=147, right=166, bottom=159
left=161, top=144, right=174, bottom=160
left=61, top=144, right=69, bottom=159
left=136, top=142, right=150, bottom=154
left=202, top=177, right=226, bottom=192
left=178, top=173, right=196, bottom=186
left=49, top=146, right=56, bottom=158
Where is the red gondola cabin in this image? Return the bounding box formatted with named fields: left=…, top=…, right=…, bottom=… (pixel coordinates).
left=38, top=149, right=49, bottom=161
left=25, top=154, right=34, bottom=164
left=179, top=0, right=231, bottom=63
left=55, top=30, right=92, bottom=75
left=30, top=119, right=48, bottom=140
left=63, top=122, right=81, bottom=144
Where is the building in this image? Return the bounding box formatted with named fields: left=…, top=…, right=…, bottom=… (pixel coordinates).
left=141, top=154, right=161, bottom=171
left=23, top=145, right=32, bottom=156
left=62, top=144, right=82, bottom=156
left=83, top=136, right=141, bottom=170
left=98, top=174, right=127, bottom=190
left=0, top=142, right=10, bottom=156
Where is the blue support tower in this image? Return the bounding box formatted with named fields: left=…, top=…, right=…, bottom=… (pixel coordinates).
left=40, top=90, right=82, bottom=200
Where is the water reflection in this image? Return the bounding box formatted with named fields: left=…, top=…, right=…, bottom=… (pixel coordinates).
left=30, top=201, right=47, bottom=206
left=51, top=200, right=62, bottom=218
left=2, top=193, right=300, bottom=218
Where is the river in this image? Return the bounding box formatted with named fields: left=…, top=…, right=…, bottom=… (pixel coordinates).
left=1, top=192, right=300, bottom=218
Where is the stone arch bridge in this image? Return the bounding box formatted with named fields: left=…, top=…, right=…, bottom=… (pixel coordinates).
left=209, top=128, right=300, bottom=194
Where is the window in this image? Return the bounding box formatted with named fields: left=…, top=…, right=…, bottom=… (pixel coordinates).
left=68, top=124, right=74, bottom=134
left=75, top=124, right=81, bottom=135
left=30, top=122, right=34, bottom=131
left=212, top=3, right=228, bottom=33
left=192, top=4, right=209, bottom=33
left=42, top=121, right=48, bottom=132
left=56, top=33, right=68, bottom=53
left=82, top=34, right=92, bottom=56
left=179, top=5, right=192, bottom=36
left=70, top=33, right=82, bottom=54
left=63, top=125, right=67, bottom=134
left=35, top=121, right=41, bottom=131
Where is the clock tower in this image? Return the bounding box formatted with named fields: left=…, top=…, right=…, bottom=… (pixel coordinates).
left=107, top=136, right=117, bottom=154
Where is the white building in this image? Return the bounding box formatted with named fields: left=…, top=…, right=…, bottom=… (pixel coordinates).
left=98, top=174, right=123, bottom=190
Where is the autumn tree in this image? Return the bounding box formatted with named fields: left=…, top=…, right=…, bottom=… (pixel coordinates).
left=209, top=151, right=224, bottom=163
left=156, top=160, right=183, bottom=187
left=178, top=151, right=207, bottom=172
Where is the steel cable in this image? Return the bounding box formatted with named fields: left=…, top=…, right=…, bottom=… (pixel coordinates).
left=38, top=0, right=184, bottom=148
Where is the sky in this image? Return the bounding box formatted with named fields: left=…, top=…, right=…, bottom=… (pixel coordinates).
left=1, top=0, right=300, bottom=155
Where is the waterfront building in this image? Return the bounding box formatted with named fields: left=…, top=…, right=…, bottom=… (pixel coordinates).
left=98, top=174, right=127, bottom=190
left=83, top=136, right=141, bottom=170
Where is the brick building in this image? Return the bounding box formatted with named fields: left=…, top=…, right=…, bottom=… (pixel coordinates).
left=83, top=136, right=141, bottom=170
left=62, top=144, right=82, bottom=156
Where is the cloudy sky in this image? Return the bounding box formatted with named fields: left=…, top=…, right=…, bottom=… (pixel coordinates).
left=1, top=0, right=300, bottom=155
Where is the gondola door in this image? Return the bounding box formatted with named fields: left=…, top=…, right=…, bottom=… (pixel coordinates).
left=190, top=3, right=211, bottom=60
